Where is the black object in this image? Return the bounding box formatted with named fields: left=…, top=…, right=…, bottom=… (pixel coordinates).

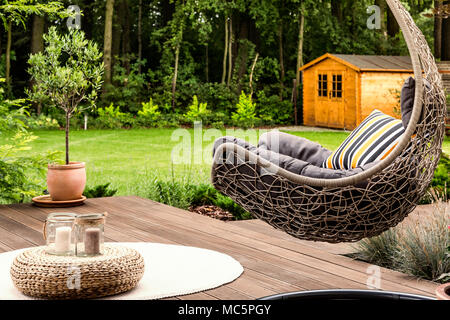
left=259, top=289, right=435, bottom=301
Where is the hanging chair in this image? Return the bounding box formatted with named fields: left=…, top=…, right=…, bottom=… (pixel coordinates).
left=211, top=0, right=446, bottom=243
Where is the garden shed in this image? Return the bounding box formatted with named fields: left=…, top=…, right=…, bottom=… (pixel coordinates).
left=300, top=53, right=414, bottom=130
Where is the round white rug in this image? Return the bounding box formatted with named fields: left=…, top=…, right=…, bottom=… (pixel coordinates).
left=0, top=242, right=244, bottom=300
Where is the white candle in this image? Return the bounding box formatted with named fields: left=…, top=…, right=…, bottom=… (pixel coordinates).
left=55, top=226, right=72, bottom=253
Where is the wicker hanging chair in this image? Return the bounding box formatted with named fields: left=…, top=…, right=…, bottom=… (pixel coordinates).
left=211, top=0, right=446, bottom=243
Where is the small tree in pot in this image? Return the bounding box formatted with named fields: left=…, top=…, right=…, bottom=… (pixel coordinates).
left=28, top=26, right=103, bottom=201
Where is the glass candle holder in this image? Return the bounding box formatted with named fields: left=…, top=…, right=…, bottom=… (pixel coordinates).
left=75, top=213, right=106, bottom=257
left=43, top=213, right=77, bottom=256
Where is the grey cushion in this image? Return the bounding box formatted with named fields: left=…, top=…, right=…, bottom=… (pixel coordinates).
left=213, top=133, right=376, bottom=180
left=401, top=76, right=415, bottom=129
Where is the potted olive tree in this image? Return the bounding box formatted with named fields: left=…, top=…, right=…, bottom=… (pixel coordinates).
left=28, top=26, right=103, bottom=201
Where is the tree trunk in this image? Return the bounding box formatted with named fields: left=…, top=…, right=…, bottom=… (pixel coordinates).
left=331, top=0, right=342, bottom=23
left=0, top=23, right=2, bottom=58
left=236, top=16, right=249, bottom=92
left=111, top=1, right=122, bottom=72
left=227, top=16, right=233, bottom=87
left=387, top=7, right=399, bottom=38
left=138, top=0, right=143, bottom=73
left=221, top=17, right=228, bottom=84
left=205, top=43, right=209, bottom=82
left=172, top=30, right=182, bottom=112
left=31, top=15, right=45, bottom=114
left=121, top=0, right=131, bottom=73
left=442, top=1, right=450, bottom=60
left=435, top=0, right=443, bottom=59
left=31, top=15, right=45, bottom=54
left=103, top=0, right=115, bottom=87
left=278, top=23, right=285, bottom=100
left=65, top=112, right=70, bottom=165
left=376, top=0, right=387, bottom=39
left=294, top=11, right=305, bottom=125
left=5, top=20, right=12, bottom=96
left=249, top=53, right=259, bottom=98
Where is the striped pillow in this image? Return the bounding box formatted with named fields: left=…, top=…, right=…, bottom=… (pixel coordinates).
left=323, top=110, right=404, bottom=170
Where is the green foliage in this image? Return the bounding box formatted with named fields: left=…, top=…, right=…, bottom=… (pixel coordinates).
left=23, top=114, right=60, bottom=130
left=354, top=200, right=450, bottom=283
left=94, top=103, right=135, bottom=129
left=232, top=91, right=259, bottom=129
left=0, top=83, right=60, bottom=203
left=27, top=26, right=104, bottom=114
left=184, top=95, right=210, bottom=123
left=0, top=0, right=67, bottom=29
left=137, top=98, right=161, bottom=127
left=143, top=173, right=251, bottom=220
left=27, top=26, right=103, bottom=163
left=421, top=153, right=450, bottom=204
left=84, top=183, right=117, bottom=198
left=190, top=184, right=251, bottom=220
left=102, top=56, right=148, bottom=113
left=256, top=91, right=293, bottom=125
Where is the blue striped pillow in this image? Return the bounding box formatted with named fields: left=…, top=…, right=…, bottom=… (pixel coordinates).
left=323, top=110, right=405, bottom=170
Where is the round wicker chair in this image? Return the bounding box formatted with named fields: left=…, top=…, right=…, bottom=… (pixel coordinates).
left=211, top=0, right=446, bottom=243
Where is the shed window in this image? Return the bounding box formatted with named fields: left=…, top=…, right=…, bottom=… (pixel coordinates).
left=318, top=74, right=327, bottom=97
left=332, top=74, right=343, bottom=98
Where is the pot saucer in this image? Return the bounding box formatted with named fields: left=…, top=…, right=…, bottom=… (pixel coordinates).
left=32, top=195, right=87, bottom=208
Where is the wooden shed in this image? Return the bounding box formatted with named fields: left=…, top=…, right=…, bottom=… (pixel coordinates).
left=300, top=53, right=414, bottom=130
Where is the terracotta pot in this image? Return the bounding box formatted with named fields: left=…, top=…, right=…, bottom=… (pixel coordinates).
left=47, top=162, right=86, bottom=201
left=436, top=283, right=450, bottom=300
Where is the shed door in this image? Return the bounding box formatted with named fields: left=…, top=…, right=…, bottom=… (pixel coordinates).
left=315, top=71, right=345, bottom=128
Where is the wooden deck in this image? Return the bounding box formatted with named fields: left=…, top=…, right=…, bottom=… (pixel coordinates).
left=0, top=196, right=438, bottom=299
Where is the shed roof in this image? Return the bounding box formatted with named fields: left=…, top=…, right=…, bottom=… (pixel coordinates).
left=300, top=53, right=413, bottom=72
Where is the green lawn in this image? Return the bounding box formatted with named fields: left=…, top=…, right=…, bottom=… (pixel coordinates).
left=4, top=128, right=449, bottom=198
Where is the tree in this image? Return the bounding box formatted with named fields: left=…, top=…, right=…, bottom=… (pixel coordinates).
left=0, top=0, right=67, bottom=96
left=27, top=27, right=104, bottom=164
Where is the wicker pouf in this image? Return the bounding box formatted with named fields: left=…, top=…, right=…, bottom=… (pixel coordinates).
left=10, top=244, right=145, bottom=299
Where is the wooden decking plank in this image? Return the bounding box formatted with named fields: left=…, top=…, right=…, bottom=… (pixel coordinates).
left=230, top=219, right=437, bottom=294
left=121, top=197, right=436, bottom=295
left=0, top=197, right=439, bottom=299
left=89, top=199, right=369, bottom=291
left=107, top=197, right=434, bottom=296
left=0, top=225, right=36, bottom=251
left=177, top=292, right=218, bottom=300
left=199, top=285, right=254, bottom=300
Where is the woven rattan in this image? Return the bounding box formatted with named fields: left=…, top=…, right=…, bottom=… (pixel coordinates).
left=211, top=0, right=446, bottom=243
left=10, top=244, right=145, bottom=299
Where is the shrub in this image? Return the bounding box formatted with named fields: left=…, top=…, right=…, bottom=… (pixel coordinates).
left=101, top=56, right=148, bottom=113
left=184, top=95, right=210, bottom=124
left=232, top=91, right=259, bottom=129
left=256, top=91, right=293, bottom=125
left=24, top=114, right=60, bottom=130
left=190, top=184, right=251, bottom=220
left=354, top=198, right=450, bottom=283
left=421, top=153, right=450, bottom=204
left=137, top=98, right=161, bottom=127
left=0, top=86, right=60, bottom=203
left=94, top=103, right=135, bottom=129
left=84, top=183, right=118, bottom=198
